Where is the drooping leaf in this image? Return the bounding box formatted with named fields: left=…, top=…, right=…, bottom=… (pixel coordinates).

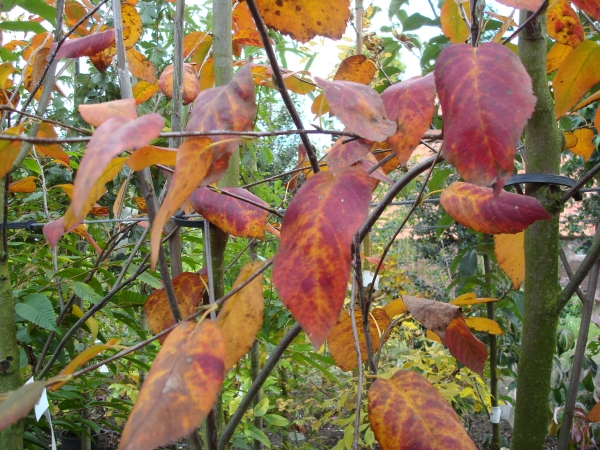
left=126, top=48, right=156, bottom=84
left=14, top=294, right=56, bottom=331
left=571, top=0, right=600, bottom=21
left=440, top=0, right=470, bottom=44
left=381, top=73, right=436, bottom=165
left=216, top=261, right=264, bottom=372
left=316, top=78, right=396, bottom=142
left=402, top=295, right=461, bottom=340
left=273, top=167, right=372, bottom=349
left=72, top=224, right=102, bottom=254
left=464, top=317, right=503, bottom=334
left=8, top=176, right=37, bottom=193
left=573, top=88, right=600, bottom=111
left=435, top=43, right=536, bottom=190
left=119, top=320, right=224, bottom=450
left=78, top=98, right=137, bottom=127
left=442, top=316, right=487, bottom=375
left=144, top=272, right=207, bottom=343
left=88, top=32, right=116, bottom=73
left=158, top=63, right=200, bottom=105
left=554, top=40, right=600, bottom=118
left=132, top=80, right=160, bottom=104
left=255, top=0, right=351, bottom=43
left=547, top=0, right=584, bottom=47
left=71, top=114, right=163, bottom=220
left=70, top=304, right=99, bottom=342
left=49, top=339, right=119, bottom=391
left=0, top=381, right=47, bottom=431
left=189, top=187, right=269, bottom=239
left=368, top=370, right=477, bottom=450
left=440, top=182, right=551, bottom=234
left=50, top=29, right=115, bottom=59
left=494, top=232, right=525, bottom=289
left=126, top=145, right=177, bottom=170
left=328, top=308, right=391, bottom=372
left=570, top=128, right=595, bottom=161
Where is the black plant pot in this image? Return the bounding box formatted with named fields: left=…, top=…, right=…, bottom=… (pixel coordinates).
left=59, top=430, right=99, bottom=450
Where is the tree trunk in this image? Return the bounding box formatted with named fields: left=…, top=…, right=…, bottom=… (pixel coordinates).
left=0, top=177, right=24, bottom=450
left=512, top=9, right=562, bottom=450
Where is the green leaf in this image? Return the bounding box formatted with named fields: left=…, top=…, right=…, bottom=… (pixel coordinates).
left=263, top=414, right=290, bottom=427
left=17, top=0, right=56, bottom=25
left=0, top=21, right=46, bottom=33
left=127, top=265, right=162, bottom=289
left=71, top=281, right=103, bottom=304
left=428, top=167, right=453, bottom=192
left=15, top=294, right=57, bottom=331
left=388, top=0, right=408, bottom=19
left=244, top=424, right=271, bottom=449
left=435, top=212, right=455, bottom=238
left=402, top=13, right=438, bottom=32
left=288, top=352, right=341, bottom=387
left=253, top=397, right=269, bottom=417
left=0, top=47, right=19, bottom=61
left=0, top=0, right=18, bottom=12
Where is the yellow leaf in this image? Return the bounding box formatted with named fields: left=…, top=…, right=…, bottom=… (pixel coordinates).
left=451, top=293, right=498, bottom=306
left=71, top=304, right=99, bottom=342
left=547, top=0, right=584, bottom=47
left=571, top=128, right=595, bottom=161
left=426, top=329, right=443, bottom=343
left=547, top=43, right=572, bottom=74
left=383, top=298, right=407, bottom=318
left=573, top=89, right=600, bottom=111
left=440, top=0, right=470, bottom=44
left=564, top=131, right=578, bottom=149
left=494, top=232, right=524, bottom=289
left=464, top=317, right=504, bottom=334
left=8, top=176, right=37, bottom=193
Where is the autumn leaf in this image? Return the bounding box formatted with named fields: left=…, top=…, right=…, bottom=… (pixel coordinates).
left=126, top=145, right=177, bottom=171
left=50, top=29, right=115, bottom=59
left=251, top=65, right=315, bottom=95
left=89, top=32, right=116, bottom=73
left=233, top=29, right=264, bottom=47
left=326, top=138, right=371, bottom=173
left=273, top=167, right=372, bottom=349
left=328, top=308, right=391, bottom=372
left=450, top=293, right=498, bottom=306
left=8, top=176, right=37, bottom=193
left=495, top=0, right=545, bottom=9
left=70, top=304, right=99, bottom=342
left=383, top=299, right=407, bottom=318
left=402, top=295, right=461, bottom=340
left=199, top=57, right=215, bottom=90
left=573, top=88, right=600, bottom=111
left=0, top=126, right=26, bottom=178
left=121, top=3, right=142, bottom=49
left=0, top=381, right=48, bottom=431
left=570, top=128, right=595, bottom=161
left=440, top=0, right=470, bottom=44
left=596, top=106, right=600, bottom=131
left=589, top=401, right=600, bottom=421
left=381, top=73, right=436, bottom=165
left=427, top=329, right=443, bottom=344
left=255, top=0, right=351, bottom=43
left=564, top=131, right=578, bottom=149
left=547, top=0, right=584, bottom=47
left=316, top=78, right=396, bottom=142
left=126, top=48, right=156, bottom=84
left=464, top=317, right=503, bottom=335
left=440, top=182, right=551, bottom=234
left=43, top=216, right=83, bottom=251
left=435, top=43, right=536, bottom=191
left=119, top=320, right=224, bottom=450
left=368, top=370, right=477, bottom=450
left=554, top=40, right=600, bottom=118
left=571, top=0, right=600, bottom=21
left=144, top=272, right=207, bottom=343
left=216, top=261, right=264, bottom=372
left=233, top=1, right=256, bottom=31
left=78, top=98, right=137, bottom=127
left=65, top=0, right=90, bottom=35
left=132, top=80, right=159, bottom=104
left=443, top=316, right=487, bottom=375
left=158, top=63, right=200, bottom=105
left=494, top=232, right=525, bottom=289
left=189, top=187, right=269, bottom=239
left=35, top=122, right=70, bottom=166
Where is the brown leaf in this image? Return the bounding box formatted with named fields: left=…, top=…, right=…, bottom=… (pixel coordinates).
left=216, top=261, right=264, bottom=372
left=402, top=295, right=461, bottom=340
left=119, top=320, right=224, bottom=450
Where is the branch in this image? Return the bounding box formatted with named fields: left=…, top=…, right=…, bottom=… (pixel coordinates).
left=561, top=160, right=600, bottom=203
left=501, top=0, right=549, bottom=45
left=559, top=247, right=586, bottom=302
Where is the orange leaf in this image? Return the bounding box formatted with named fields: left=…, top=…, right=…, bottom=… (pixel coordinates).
left=573, top=88, right=600, bottom=111
left=564, top=131, right=578, bottom=149
left=494, top=232, right=525, bottom=289
left=119, top=320, right=224, bottom=450
left=199, top=57, right=214, bottom=90
left=9, top=176, right=37, bottom=193
left=78, top=98, right=137, bottom=127
left=588, top=401, right=600, bottom=421
left=316, top=78, right=396, bottom=142
left=383, top=299, right=407, bottom=318
left=233, top=29, right=264, bottom=47
left=126, top=48, right=156, bottom=84
left=570, top=128, right=595, bottom=161
left=440, top=182, right=551, bottom=234
left=571, top=0, right=600, bottom=22
left=126, top=145, right=177, bottom=170
left=49, top=339, right=119, bottom=391
left=88, top=33, right=116, bottom=73
left=0, top=381, right=48, bottom=431
left=328, top=308, right=391, bottom=372
left=554, top=40, right=600, bottom=118
left=273, top=167, right=372, bottom=349
left=54, top=183, right=74, bottom=198
left=121, top=3, right=142, bottom=49
left=216, top=261, right=264, bottom=372
left=72, top=224, right=102, bottom=254
left=51, top=29, right=115, bottom=59
left=232, top=1, right=256, bottom=31
left=71, top=114, right=163, bottom=220
left=435, top=43, right=536, bottom=190
left=596, top=105, right=600, bottom=131
left=132, top=80, right=159, bottom=105
left=440, top=0, right=470, bottom=44
left=442, top=316, right=487, bottom=375
left=368, top=370, right=477, bottom=449
left=464, top=317, right=503, bottom=334
left=426, top=329, right=443, bottom=344
left=381, top=73, right=436, bottom=165
left=183, top=31, right=212, bottom=59
left=23, top=46, right=50, bottom=101
left=0, top=126, right=25, bottom=178
left=189, top=187, right=269, bottom=239
left=158, top=63, right=199, bottom=105
left=402, top=295, right=461, bottom=340
left=134, top=196, right=147, bottom=212
left=255, top=0, right=351, bottom=43
left=144, top=272, right=208, bottom=343
left=450, top=293, right=499, bottom=306
left=65, top=0, right=90, bottom=35
left=35, top=122, right=70, bottom=166
left=547, top=0, right=584, bottom=47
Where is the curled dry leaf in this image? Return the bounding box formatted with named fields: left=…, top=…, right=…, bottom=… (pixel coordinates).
left=440, top=182, right=551, bottom=234
left=328, top=308, right=391, bottom=372
left=78, top=98, right=137, bottom=127
left=442, top=316, right=487, bottom=375
left=189, top=187, right=269, bottom=239
left=158, top=63, right=200, bottom=105
left=494, top=232, right=525, bottom=290
left=273, top=167, right=372, bottom=349
left=402, top=295, right=461, bottom=340
left=119, top=320, right=224, bottom=450
left=316, top=78, right=396, bottom=142
left=435, top=43, right=536, bottom=191
left=368, top=370, right=477, bottom=450
left=547, top=0, right=585, bottom=47
left=144, top=272, right=208, bottom=343
left=216, top=261, right=264, bottom=372
left=255, top=0, right=351, bottom=43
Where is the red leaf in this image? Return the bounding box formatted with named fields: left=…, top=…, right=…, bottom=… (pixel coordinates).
left=189, top=187, right=269, bottom=239
left=443, top=316, right=488, bottom=375
left=435, top=43, right=536, bottom=191
left=326, top=138, right=371, bottom=173
left=51, top=29, right=115, bottom=59
left=316, top=78, right=396, bottom=142
left=571, top=0, right=600, bottom=21
left=495, top=0, right=545, bottom=10
left=273, top=167, right=372, bottom=349
left=43, top=216, right=82, bottom=250
left=440, top=182, right=551, bottom=234
left=381, top=74, right=436, bottom=166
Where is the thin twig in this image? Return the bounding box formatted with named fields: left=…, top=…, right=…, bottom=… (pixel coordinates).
left=349, top=277, right=363, bottom=450
left=559, top=247, right=586, bottom=303
left=502, top=0, right=549, bottom=45
left=561, top=160, right=600, bottom=203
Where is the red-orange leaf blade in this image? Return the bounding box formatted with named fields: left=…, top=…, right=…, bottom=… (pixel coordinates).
left=443, top=316, right=488, bottom=375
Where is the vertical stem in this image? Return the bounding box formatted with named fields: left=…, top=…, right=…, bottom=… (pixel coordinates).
left=355, top=0, right=363, bottom=55
left=512, top=9, right=562, bottom=450
left=557, top=224, right=600, bottom=450
left=250, top=340, right=262, bottom=450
